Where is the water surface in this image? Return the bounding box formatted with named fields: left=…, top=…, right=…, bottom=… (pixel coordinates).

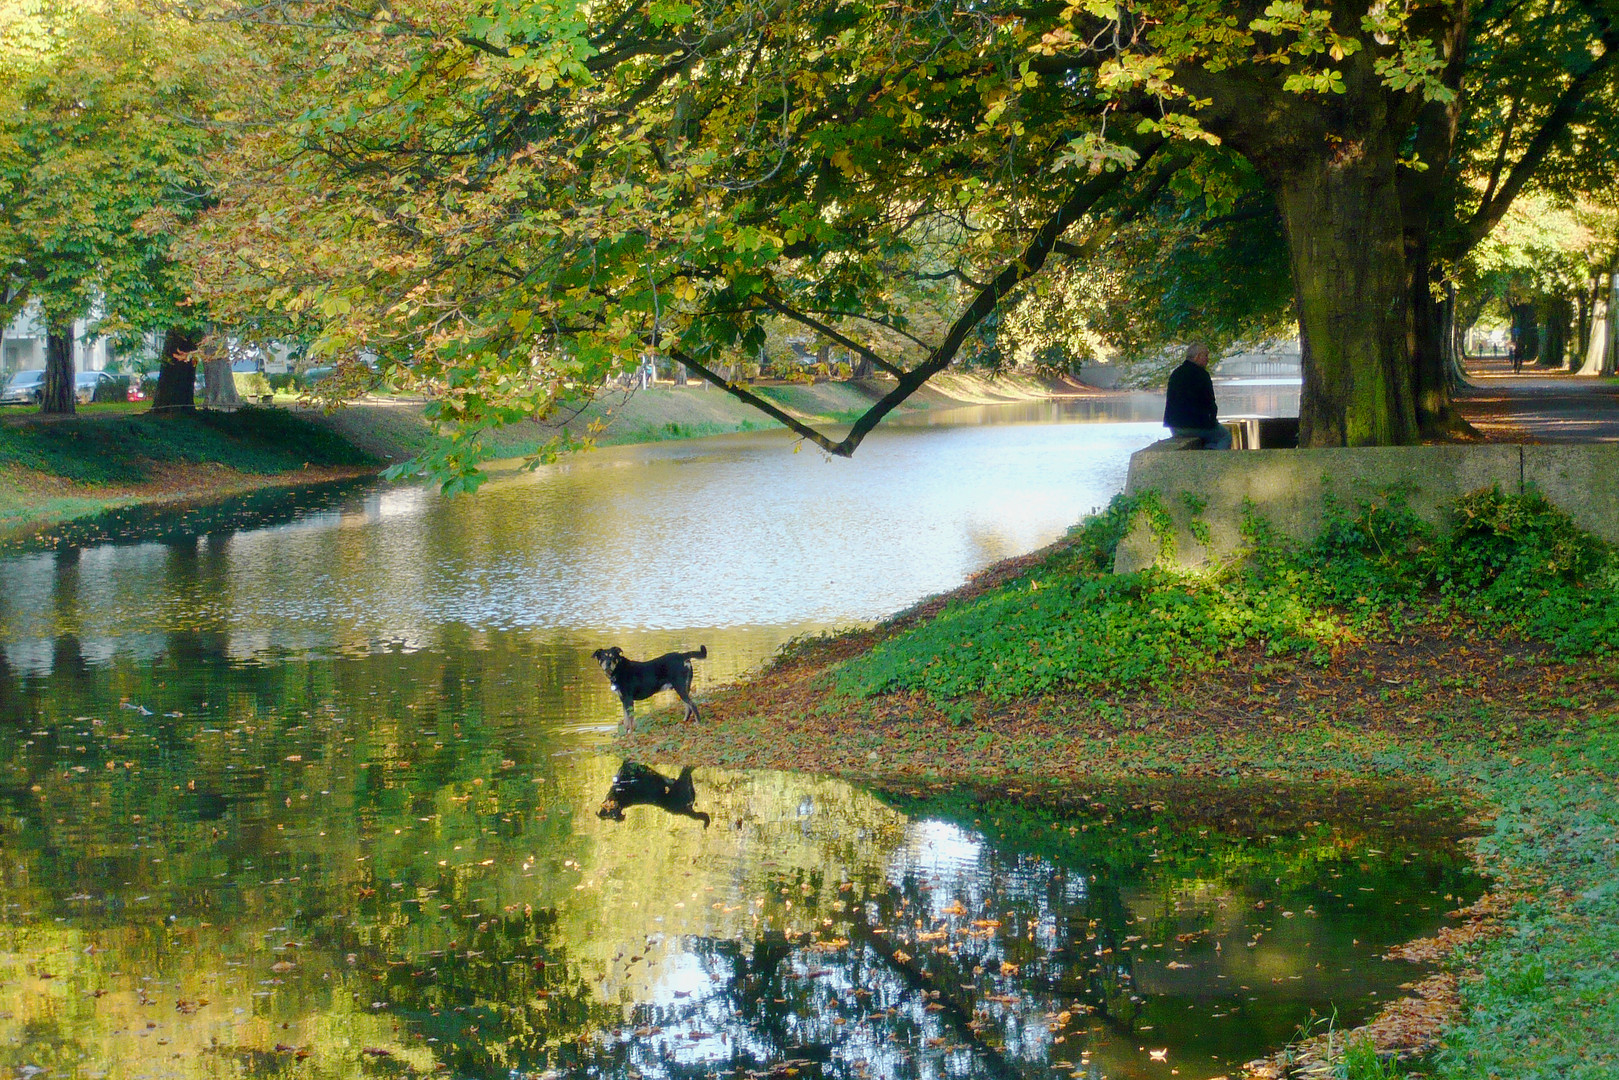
left=0, top=402, right=1478, bottom=1080
left=0, top=651, right=1480, bottom=1080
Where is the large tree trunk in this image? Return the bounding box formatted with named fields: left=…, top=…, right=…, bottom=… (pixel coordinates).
left=1578, top=273, right=1611, bottom=375
left=1269, top=142, right=1418, bottom=446
left=1576, top=288, right=1592, bottom=357
left=153, top=327, right=201, bottom=410
left=1510, top=303, right=1539, bottom=364
left=201, top=354, right=240, bottom=408
left=1538, top=297, right=1571, bottom=369
left=1445, top=282, right=1470, bottom=384
left=1409, top=245, right=1469, bottom=437
left=39, top=320, right=75, bottom=415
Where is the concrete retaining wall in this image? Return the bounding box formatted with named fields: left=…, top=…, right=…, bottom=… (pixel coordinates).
left=1115, top=442, right=1619, bottom=573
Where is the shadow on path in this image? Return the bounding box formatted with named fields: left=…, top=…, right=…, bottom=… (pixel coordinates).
left=1457, top=355, right=1619, bottom=443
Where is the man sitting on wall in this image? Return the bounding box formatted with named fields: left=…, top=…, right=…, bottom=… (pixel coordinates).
left=1163, top=342, right=1231, bottom=449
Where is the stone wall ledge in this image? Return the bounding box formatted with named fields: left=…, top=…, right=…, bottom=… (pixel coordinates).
left=1114, top=443, right=1619, bottom=574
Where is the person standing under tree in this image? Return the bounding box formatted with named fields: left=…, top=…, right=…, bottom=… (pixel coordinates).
left=1163, top=343, right=1231, bottom=449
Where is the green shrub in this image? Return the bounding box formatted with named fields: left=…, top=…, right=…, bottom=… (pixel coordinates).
left=234, top=371, right=274, bottom=399
left=834, top=488, right=1619, bottom=702
left=1291, top=492, right=1436, bottom=608
left=92, top=375, right=132, bottom=403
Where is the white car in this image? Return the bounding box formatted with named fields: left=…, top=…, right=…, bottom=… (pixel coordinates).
left=0, top=369, right=45, bottom=405
left=75, top=370, right=117, bottom=404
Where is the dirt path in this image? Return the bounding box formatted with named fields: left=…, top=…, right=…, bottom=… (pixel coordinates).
left=1456, top=355, right=1619, bottom=442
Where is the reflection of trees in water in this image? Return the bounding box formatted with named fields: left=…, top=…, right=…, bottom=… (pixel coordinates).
left=18, top=479, right=374, bottom=554
left=0, top=649, right=1484, bottom=1080
left=331, top=901, right=616, bottom=1078
left=550, top=782, right=1480, bottom=1080
left=537, top=861, right=1136, bottom=1080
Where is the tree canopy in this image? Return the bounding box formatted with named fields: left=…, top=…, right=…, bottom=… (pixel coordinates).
left=0, top=0, right=236, bottom=412
left=187, top=0, right=1619, bottom=483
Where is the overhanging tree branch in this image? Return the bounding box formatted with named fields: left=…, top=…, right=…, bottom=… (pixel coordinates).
left=1051, top=153, right=1184, bottom=259
left=666, top=347, right=851, bottom=455
left=824, top=137, right=1164, bottom=457
left=1445, top=17, right=1619, bottom=259
left=665, top=143, right=1166, bottom=457
left=757, top=294, right=907, bottom=377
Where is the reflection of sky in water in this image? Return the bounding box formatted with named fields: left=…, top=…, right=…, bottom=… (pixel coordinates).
left=1, top=413, right=1172, bottom=670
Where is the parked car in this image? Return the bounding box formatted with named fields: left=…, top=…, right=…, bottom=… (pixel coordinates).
left=75, top=370, right=119, bottom=404
left=0, top=369, right=46, bottom=405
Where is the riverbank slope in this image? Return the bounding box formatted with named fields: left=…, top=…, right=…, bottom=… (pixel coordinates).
left=0, top=406, right=380, bottom=545
left=0, top=371, right=1093, bottom=542
left=623, top=490, right=1619, bottom=1079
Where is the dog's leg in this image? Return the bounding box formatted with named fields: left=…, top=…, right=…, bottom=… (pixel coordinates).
left=674, top=685, right=700, bottom=723
left=620, top=695, right=636, bottom=733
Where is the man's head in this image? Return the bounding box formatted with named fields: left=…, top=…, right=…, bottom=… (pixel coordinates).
left=1185, top=343, right=1210, bottom=368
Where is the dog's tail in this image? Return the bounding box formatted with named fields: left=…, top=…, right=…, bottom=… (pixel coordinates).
left=682, top=645, right=707, bottom=661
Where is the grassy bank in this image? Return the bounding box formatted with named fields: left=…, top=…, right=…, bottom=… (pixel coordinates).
left=623, top=490, right=1619, bottom=1078
left=0, top=406, right=379, bottom=543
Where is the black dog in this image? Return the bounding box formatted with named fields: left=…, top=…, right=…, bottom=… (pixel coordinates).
left=597, top=762, right=710, bottom=828
left=591, top=645, right=706, bottom=732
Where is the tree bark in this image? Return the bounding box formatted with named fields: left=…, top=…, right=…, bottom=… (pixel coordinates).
left=153, top=327, right=201, bottom=410
left=1510, top=303, right=1539, bottom=364
left=1576, top=287, right=1592, bottom=357
left=1269, top=140, right=1418, bottom=446
left=201, top=354, right=240, bottom=408
left=1537, top=297, right=1571, bottom=369
left=1445, top=282, right=1469, bottom=386
left=1577, top=273, right=1610, bottom=376
left=39, top=320, right=75, bottom=415
left=1408, top=244, right=1469, bottom=437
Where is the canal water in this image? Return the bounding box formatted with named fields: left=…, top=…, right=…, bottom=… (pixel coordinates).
left=0, top=393, right=1484, bottom=1080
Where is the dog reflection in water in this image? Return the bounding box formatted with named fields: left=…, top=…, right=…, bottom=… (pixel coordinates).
left=597, top=762, right=710, bottom=828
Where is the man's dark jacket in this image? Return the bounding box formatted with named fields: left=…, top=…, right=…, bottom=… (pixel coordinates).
left=1163, top=360, right=1218, bottom=429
